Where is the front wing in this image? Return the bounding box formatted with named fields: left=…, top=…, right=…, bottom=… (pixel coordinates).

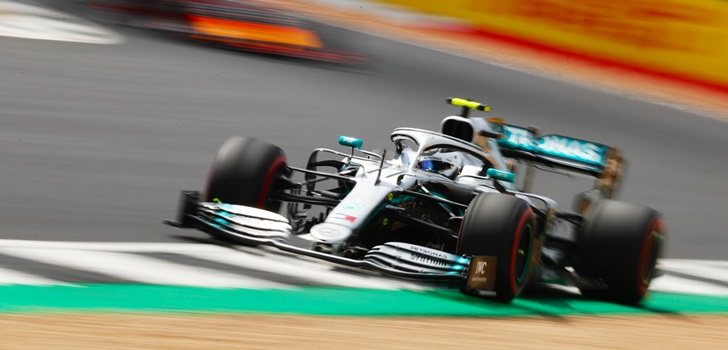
left=166, top=191, right=472, bottom=283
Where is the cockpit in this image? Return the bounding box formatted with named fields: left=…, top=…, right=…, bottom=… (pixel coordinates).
left=390, top=127, right=504, bottom=182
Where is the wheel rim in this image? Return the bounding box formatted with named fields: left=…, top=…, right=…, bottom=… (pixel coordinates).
left=637, top=219, right=663, bottom=295
left=256, top=155, right=287, bottom=208
left=515, top=224, right=533, bottom=284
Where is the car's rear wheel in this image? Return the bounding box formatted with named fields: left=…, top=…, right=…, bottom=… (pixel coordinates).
left=204, top=137, right=288, bottom=211
left=577, top=200, right=664, bottom=304
left=457, top=193, right=536, bottom=302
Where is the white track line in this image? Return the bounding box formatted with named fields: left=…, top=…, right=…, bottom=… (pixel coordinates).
left=661, top=259, right=728, bottom=268
left=659, top=260, right=728, bottom=284
left=0, top=239, right=424, bottom=289
left=650, top=274, right=728, bottom=296
left=186, top=249, right=424, bottom=290
left=0, top=239, right=227, bottom=253
left=1, top=239, right=727, bottom=294
left=0, top=267, right=69, bottom=286
left=0, top=0, right=123, bottom=44
left=0, top=247, right=289, bottom=289
left=264, top=250, right=429, bottom=289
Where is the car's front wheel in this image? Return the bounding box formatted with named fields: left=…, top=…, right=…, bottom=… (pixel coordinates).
left=457, top=193, right=537, bottom=302
left=204, top=137, right=288, bottom=211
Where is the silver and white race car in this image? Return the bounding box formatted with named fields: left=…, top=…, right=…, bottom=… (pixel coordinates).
left=167, top=97, right=665, bottom=303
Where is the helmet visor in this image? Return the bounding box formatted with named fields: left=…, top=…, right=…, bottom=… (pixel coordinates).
left=420, top=159, right=453, bottom=173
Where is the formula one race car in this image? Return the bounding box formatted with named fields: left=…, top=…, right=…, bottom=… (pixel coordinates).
left=87, top=0, right=365, bottom=63
left=167, top=97, right=665, bottom=304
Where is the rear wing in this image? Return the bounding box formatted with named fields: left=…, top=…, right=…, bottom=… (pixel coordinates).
left=490, top=121, right=624, bottom=197
left=440, top=97, right=623, bottom=198
left=493, top=123, right=609, bottom=175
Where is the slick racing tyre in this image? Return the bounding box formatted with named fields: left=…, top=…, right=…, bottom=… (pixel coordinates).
left=577, top=200, right=664, bottom=304
left=204, top=137, right=288, bottom=211
left=457, top=193, right=536, bottom=302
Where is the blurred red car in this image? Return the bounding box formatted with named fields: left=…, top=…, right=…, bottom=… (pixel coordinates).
left=88, top=0, right=366, bottom=63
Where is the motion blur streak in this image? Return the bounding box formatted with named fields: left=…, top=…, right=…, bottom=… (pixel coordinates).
left=86, top=0, right=364, bottom=63
left=189, top=15, right=323, bottom=48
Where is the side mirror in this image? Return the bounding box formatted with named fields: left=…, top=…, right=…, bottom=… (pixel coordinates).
left=486, top=168, right=516, bottom=183
left=338, top=135, right=363, bottom=150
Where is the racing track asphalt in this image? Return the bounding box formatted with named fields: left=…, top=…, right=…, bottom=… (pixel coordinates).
left=0, top=0, right=726, bottom=259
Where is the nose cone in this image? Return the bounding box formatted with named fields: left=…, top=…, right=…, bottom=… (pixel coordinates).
left=310, top=223, right=353, bottom=244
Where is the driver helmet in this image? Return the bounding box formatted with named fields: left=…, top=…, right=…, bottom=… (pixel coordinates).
left=418, top=149, right=464, bottom=179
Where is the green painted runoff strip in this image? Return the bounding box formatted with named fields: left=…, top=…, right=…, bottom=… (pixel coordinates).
left=1, top=284, right=727, bottom=317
